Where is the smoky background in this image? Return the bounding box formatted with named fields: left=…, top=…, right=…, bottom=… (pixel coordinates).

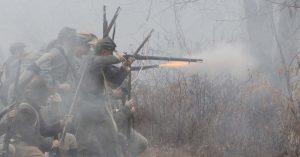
left=0, top=0, right=299, bottom=157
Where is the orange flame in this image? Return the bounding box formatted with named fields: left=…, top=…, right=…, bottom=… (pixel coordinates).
left=159, top=61, right=191, bottom=68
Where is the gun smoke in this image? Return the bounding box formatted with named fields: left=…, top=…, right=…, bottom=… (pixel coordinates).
left=178, top=43, right=258, bottom=80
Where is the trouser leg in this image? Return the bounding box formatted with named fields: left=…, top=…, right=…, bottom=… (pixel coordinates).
left=14, top=145, right=45, bottom=157
left=128, top=130, right=148, bottom=157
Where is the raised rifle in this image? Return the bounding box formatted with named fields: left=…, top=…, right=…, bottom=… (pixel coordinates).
left=124, top=30, right=154, bottom=142
left=57, top=61, right=88, bottom=156
left=103, top=5, right=108, bottom=36
left=0, top=63, right=5, bottom=90
left=51, top=62, right=87, bottom=157
left=103, top=7, right=121, bottom=37
left=127, top=29, right=154, bottom=99
left=2, top=59, right=22, bottom=157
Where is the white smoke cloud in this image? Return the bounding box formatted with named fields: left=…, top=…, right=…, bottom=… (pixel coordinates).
left=184, top=43, right=257, bottom=79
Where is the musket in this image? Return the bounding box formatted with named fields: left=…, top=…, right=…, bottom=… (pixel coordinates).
left=131, top=65, right=159, bottom=71
left=125, top=54, right=203, bottom=63
left=0, top=63, right=19, bottom=119
left=54, top=62, right=87, bottom=157
left=103, top=5, right=108, bottom=36
left=133, top=29, right=154, bottom=55
left=103, top=7, right=121, bottom=37
left=112, top=23, right=116, bottom=41
left=0, top=63, right=5, bottom=89
left=2, top=60, right=22, bottom=157
left=126, top=30, right=154, bottom=137
left=128, top=29, right=154, bottom=99
left=12, top=60, right=22, bottom=101
left=59, top=62, right=87, bottom=143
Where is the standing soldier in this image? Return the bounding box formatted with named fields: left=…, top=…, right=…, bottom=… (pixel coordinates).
left=18, top=27, right=77, bottom=95
left=0, top=42, right=26, bottom=105
left=16, top=27, right=80, bottom=116
left=38, top=35, right=91, bottom=124
left=3, top=42, right=26, bottom=84
left=38, top=35, right=92, bottom=157
left=76, top=36, right=133, bottom=157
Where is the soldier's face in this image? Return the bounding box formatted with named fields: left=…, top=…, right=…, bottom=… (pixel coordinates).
left=99, top=49, right=113, bottom=56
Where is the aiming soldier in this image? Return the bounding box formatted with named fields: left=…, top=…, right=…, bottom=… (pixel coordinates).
left=75, top=36, right=134, bottom=157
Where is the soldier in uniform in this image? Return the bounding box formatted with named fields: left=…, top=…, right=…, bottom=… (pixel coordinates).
left=111, top=87, right=148, bottom=157
left=0, top=42, right=26, bottom=105
left=18, top=27, right=77, bottom=97
left=76, top=36, right=134, bottom=157
left=17, top=27, right=87, bottom=113
left=0, top=76, right=71, bottom=157
left=38, top=35, right=90, bottom=124
left=14, top=29, right=89, bottom=157
left=3, top=42, right=26, bottom=84
left=38, top=35, right=92, bottom=157
left=38, top=35, right=92, bottom=154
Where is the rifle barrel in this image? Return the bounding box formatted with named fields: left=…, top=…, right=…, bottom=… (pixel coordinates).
left=129, top=55, right=203, bottom=62
left=103, top=5, right=108, bottom=35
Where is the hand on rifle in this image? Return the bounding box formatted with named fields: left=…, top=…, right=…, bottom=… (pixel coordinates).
left=49, top=93, right=62, bottom=103
left=123, top=56, right=135, bottom=66
left=7, top=109, right=16, bottom=120
left=125, top=99, right=136, bottom=113
left=52, top=139, right=60, bottom=148
left=115, top=52, right=126, bottom=62
left=60, top=115, right=73, bottom=127
left=58, top=83, right=71, bottom=92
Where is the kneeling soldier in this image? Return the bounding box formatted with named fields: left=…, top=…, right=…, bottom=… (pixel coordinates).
left=111, top=87, right=148, bottom=157
left=0, top=76, right=71, bottom=157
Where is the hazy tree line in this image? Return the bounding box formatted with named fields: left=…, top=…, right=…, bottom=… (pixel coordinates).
left=129, top=0, right=300, bottom=157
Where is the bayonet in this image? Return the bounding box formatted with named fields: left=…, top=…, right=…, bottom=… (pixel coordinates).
left=103, top=5, right=108, bottom=36
left=103, top=7, right=121, bottom=37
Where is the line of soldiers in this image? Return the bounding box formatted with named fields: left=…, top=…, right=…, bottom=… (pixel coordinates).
left=0, top=27, right=148, bottom=157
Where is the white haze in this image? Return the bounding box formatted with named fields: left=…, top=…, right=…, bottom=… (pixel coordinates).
left=0, top=0, right=244, bottom=60
left=182, top=43, right=257, bottom=79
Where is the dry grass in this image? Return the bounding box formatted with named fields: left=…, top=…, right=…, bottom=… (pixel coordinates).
left=141, top=145, right=193, bottom=157
left=133, top=70, right=294, bottom=157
